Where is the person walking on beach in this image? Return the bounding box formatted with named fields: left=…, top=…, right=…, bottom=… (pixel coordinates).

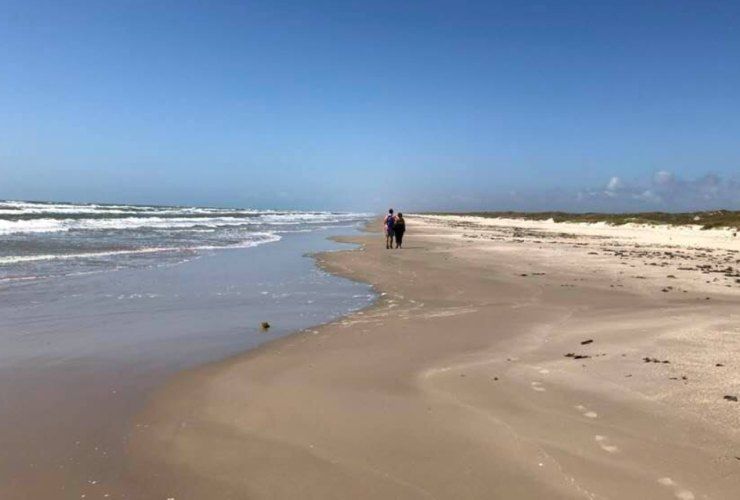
left=384, top=209, right=395, bottom=249
left=393, top=213, right=406, bottom=249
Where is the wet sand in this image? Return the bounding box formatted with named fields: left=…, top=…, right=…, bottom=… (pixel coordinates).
left=126, top=216, right=740, bottom=499
left=0, top=228, right=372, bottom=499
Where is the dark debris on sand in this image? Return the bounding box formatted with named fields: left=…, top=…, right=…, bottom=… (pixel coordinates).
left=565, top=353, right=591, bottom=360
left=643, top=357, right=670, bottom=364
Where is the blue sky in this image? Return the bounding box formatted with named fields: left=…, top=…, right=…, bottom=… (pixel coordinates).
left=1, top=0, right=738, bottom=211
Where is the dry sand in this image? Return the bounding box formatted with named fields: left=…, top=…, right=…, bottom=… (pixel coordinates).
left=126, top=216, right=740, bottom=499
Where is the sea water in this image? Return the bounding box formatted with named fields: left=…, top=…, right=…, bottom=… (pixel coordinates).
left=0, top=200, right=369, bottom=281
left=0, top=200, right=375, bottom=492
left=0, top=199, right=375, bottom=367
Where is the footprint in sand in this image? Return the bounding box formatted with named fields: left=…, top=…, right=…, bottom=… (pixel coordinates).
left=594, top=435, right=619, bottom=453
left=574, top=404, right=598, bottom=418
left=530, top=381, right=546, bottom=392
left=657, top=478, right=695, bottom=500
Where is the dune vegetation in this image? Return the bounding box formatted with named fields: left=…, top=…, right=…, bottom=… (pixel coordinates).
left=431, top=210, right=740, bottom=230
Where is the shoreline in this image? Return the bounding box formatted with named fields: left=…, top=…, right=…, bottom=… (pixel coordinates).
left=124, top=216, right=739, bottom=499
left=0, top=225, right=375, bottom=500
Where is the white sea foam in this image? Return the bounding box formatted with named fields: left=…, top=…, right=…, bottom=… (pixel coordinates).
left=0, top=233, right=281, bottom=265
left=0, top=201, right=369, bottom=221
left=0, top=201, right=371, bottom=277
left=0, top=217, right=254, bottom=235
left=0, top=212, right=371, bottom=235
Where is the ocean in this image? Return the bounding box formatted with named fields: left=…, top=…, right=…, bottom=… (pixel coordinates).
left=0, top=200, right=376, bottom=494
left=0, top=200, right=370, bottom=282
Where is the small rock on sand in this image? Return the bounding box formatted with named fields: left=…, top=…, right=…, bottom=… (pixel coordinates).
left=724, top=395, right=738, bottom=402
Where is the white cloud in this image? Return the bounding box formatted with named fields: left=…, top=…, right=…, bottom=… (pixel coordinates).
left=605, top=176, right=624, bottom=192
left=577, top=171, right=739, bottom=211
left=407, top=170, right=738, bottom=213
left=635, top=189, right=662, bottom=204
left=653, top=170, right=675, bottom=186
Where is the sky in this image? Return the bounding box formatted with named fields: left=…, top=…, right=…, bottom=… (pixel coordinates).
left=1, top=0, right=739, bottom=212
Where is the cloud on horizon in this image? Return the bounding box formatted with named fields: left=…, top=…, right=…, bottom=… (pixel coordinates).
left=408, top=170, right=739, bottom=213
left=575, top=171, right=739, bottom=212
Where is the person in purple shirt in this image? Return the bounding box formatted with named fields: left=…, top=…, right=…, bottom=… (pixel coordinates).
left=383, top=209, right=395, bottom=249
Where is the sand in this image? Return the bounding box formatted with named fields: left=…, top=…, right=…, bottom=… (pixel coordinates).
left=125, top=216, right=740, bottom=499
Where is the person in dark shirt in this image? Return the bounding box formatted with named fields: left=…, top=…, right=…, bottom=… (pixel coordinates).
left=393, top=213, right=406, bottom=249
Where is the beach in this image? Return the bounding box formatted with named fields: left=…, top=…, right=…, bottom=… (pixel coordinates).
left=124, top=215, right=739, bottom=499
left=5, top=1, right=740, bottom=497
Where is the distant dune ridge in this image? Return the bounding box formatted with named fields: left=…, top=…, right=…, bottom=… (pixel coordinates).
left=429, top=210, right=740, bottom=230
